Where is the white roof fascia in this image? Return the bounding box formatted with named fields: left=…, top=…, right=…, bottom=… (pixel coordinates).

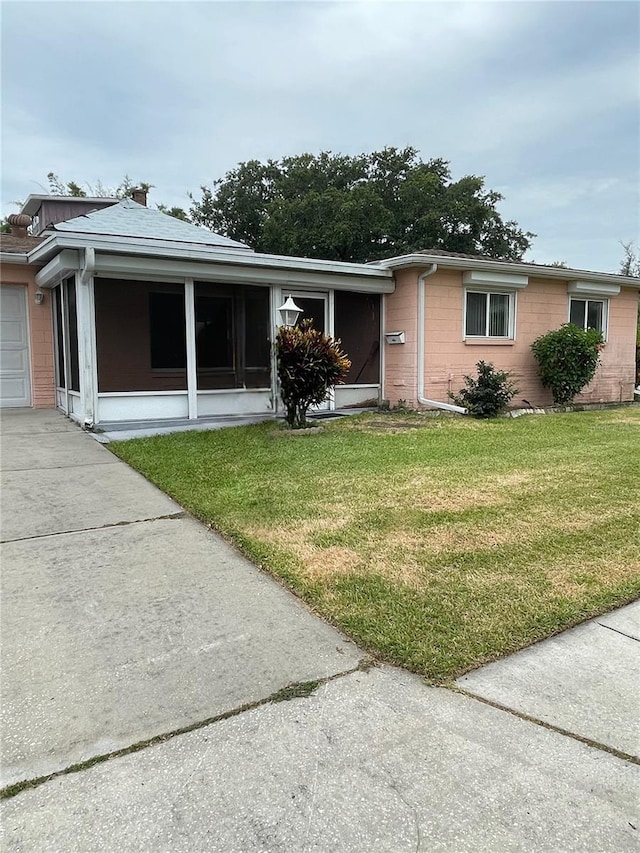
left=27, top=234, right=393, bottom=282
left=94, top=253, right=395, bottom=293
left=375, top=253, right=640, bottom=288
left=35, top=250, right=81, bottom=288
left=21, top=195, right=119, bottom=216
left=0, top=253, right=29, bottom=264
left=25, top=234, right=58, bottom=262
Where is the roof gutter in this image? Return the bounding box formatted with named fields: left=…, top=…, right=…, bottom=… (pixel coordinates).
left=0, top=252, right=29, bottom=265
left=416, top=264, right=468, bottom=415
left=376, top=253, right=640, bottom=288
left=26, top=233, right=393, bottom=281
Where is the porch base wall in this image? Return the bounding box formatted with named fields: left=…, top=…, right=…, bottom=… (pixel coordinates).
left=197, top=390, right=272, bottom=417
left=334, top=385, right=380, bottom=408
left=97, top=394, right=189, bottom=423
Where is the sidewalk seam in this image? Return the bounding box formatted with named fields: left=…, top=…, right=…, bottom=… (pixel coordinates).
left=453, top=686, right=640, bottom=765
left=0, top=513, right=186, bottom=544
left=0, top=658, right=375, bottom=801
left=595, top=621, right=640, bottom=643
left=2, top=461, right=119, bottom=472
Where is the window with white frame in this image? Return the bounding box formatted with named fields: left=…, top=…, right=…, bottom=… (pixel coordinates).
left=569, top=297, right=607, bottom=337
left=465, top=290, right=514, bottom=338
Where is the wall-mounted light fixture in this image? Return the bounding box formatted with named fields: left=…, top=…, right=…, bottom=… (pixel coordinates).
left=34, top=289, right=45, bottom=305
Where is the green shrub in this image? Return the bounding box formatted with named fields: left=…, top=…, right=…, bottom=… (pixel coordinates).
left=276, top=319, right=351, bottom=429
left=531, top=323, right=603, bottom=405
left=449, top=360, right=519, bottom=418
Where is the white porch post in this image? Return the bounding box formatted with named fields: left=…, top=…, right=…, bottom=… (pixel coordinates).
left=77, top=249, right=97, bottom=427
left=327, top=289, right=336, bottom=411
left=271, top=285, right=281, bottom=415
left=59, top=281, right=70, bottom=416
left=185, top=278, right=197, bottom=420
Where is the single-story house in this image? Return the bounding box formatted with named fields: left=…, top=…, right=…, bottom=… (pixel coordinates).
left=1, top=190, right=638, bottom=426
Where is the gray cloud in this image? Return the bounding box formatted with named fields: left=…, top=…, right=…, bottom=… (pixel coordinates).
left=1, top=0, right=638, bottom=271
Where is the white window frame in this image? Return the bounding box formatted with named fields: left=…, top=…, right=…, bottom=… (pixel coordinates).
left=463, top=288, right=516, bottom=340
left=461, top=270, right=527, bottom=343
left=568, top=297, right=608, bottom=340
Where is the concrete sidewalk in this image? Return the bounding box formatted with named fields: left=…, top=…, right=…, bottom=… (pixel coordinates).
left=457, top=601, right=640, bottom=758
left=1, top=409, right=638, bottom=851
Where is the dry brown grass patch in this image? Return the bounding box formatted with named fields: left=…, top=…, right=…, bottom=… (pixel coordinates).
left=542, top=551, right=640, bottom=597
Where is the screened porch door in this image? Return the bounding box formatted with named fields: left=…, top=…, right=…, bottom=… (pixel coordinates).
left=283, top=292, right=331, bottom=411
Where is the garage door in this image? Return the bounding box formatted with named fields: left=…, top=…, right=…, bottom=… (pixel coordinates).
left=0, top=286, right=31, bottom=407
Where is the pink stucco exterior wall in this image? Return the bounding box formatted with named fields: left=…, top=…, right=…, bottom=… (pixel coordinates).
left=383, top=267, right=639, bottom=409
left=1, top=263, right=55, bottom=408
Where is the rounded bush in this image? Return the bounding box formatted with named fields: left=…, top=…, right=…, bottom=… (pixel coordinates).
left=449, top=360, right=519, bottom=418
left=531, top=323, right=603, bottom=405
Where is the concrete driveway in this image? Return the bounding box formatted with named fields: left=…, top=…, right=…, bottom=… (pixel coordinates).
left=1, top=409, right=638, bottom=852
left=0, top=408, right=362, bottom=786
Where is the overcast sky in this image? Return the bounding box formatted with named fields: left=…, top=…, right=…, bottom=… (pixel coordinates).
left=1, top=0, right=638, bottom=271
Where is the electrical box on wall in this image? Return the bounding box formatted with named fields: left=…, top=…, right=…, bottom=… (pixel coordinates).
left=385, top=331, right=405, bottom=345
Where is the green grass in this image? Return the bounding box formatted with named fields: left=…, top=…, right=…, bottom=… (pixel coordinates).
left=112, top=406, right=640, bottom=682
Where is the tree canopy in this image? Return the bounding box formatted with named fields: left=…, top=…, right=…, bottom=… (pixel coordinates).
left=188, top=147, right=535, bottom=262
left=46, top=172, right=155, bottom=199
left=619, top=241, right=640, bottom=277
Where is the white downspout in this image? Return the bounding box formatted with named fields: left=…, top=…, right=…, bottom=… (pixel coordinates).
left=80, top=247, right=95, bottom=284
left=417, top=264, right=468, bottom=414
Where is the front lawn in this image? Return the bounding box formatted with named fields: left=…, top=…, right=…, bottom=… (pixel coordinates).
left=112, top=407, right=640, bottom=682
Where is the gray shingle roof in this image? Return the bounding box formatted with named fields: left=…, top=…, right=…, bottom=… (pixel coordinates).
left=51, top=199, right=251, bottom=250
left=415, top=248, right=630, bottom=278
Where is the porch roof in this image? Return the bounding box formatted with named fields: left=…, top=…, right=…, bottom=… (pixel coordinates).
left=29, top=233, right=394, bottom=292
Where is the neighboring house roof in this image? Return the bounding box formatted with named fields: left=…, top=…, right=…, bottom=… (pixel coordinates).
left=0, top=234, right=47, bottom=254
left=50, top=199, right=251, bottom=251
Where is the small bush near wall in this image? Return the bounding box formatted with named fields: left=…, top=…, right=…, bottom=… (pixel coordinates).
left=531, top=324, right=603, bottom=405
left=276, top=320, right=351, bottom=429
left=450, top=361, right=519, bottom=418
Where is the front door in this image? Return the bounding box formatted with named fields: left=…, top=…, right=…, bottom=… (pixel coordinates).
left=0, top=286, right=31, bottom=408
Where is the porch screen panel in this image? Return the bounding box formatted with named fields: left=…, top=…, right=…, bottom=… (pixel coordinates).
left=195, top=283, right=270, bottom=390
left=244, top=287, right=270, bottom=388
left=293, top=297, right=325, bottom=334
left=95, top=279, right=187, bottom=392
left=196, top=295, right=234, bottom=368
left=53, top=286, right=66, bottom=389
left=334, top=292, right=380, bottom=384
left=65, top=277, right=80, bottom=392
left=150, top=293, right=186, bottom=369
